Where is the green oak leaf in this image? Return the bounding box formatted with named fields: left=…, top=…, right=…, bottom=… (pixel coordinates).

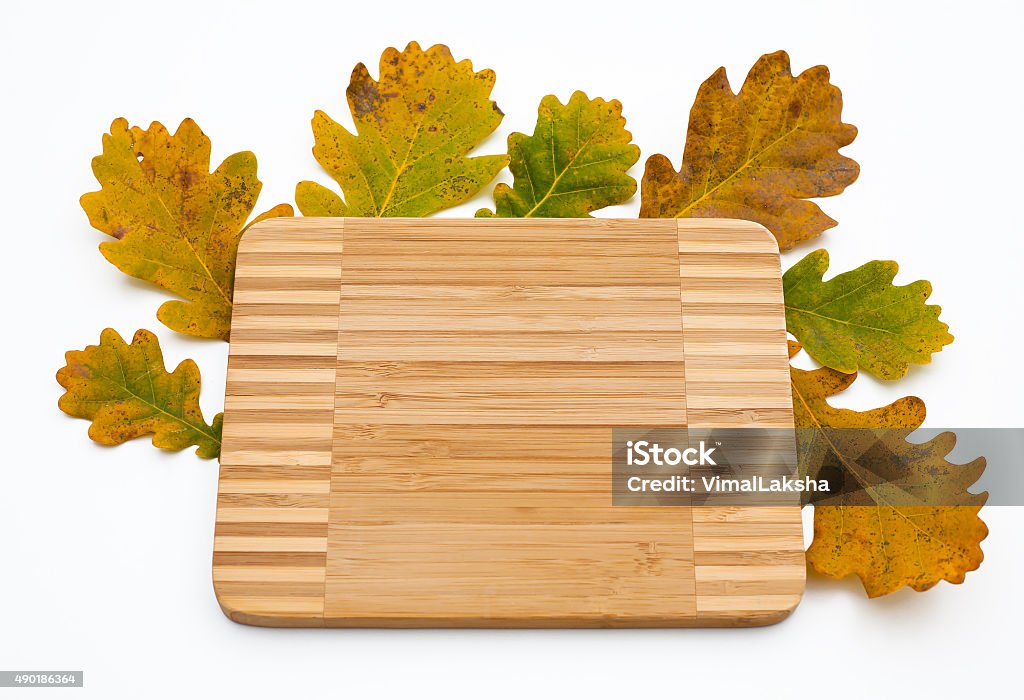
left=783, top=249, right=953, bottom=380
left=57, top=328, right=223, bottom=459
left=477, top=91, right=639, bottom=217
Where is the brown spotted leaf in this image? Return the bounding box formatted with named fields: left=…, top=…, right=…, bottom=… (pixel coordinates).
left=789, top=341, right=987, bottom=597
left=81, top=118, right=293, bottom=340
left=641, top=51, right=859, bottom=250
left=57, top=329, right=222, bottom=459
left=296, top=42, right=508, bottom=217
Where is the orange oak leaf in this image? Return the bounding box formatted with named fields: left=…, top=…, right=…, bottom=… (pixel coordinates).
left=641, top=51, right=859, bottom=250
left=789, top=341, right=987, bottom=597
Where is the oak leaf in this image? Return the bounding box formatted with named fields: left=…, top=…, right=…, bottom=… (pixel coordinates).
left=784, top=249, right=953, bottom=379
left=789, top=341, right=987, bottom=597
left=57, top=329, right=222, bottom=459
left=477, top=91, right=639, bottom=217
left=296, top=42, right=508, bottom=217
left=640, top=51, right=859, bottom=250
left=81, top=118, right=293, bottom=341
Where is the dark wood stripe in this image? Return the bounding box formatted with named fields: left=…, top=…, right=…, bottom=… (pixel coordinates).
left=213, top=552, right=327, bottom=567
left=217, top=493, right=330, bottom=508
left=216, top=522, right=329, bottom=537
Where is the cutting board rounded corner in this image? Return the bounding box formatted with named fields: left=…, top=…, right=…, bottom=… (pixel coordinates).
left=675, top=217, right=782, bottom=256
left=212, top=579, right=325, bottom=628
left=237, top=215, right=326, bottom=248
left=767, top=588, right=806, bottom=626
left=714, top=585, right=806, bottom=629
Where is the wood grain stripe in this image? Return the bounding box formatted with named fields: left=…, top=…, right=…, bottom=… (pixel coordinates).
left=214, top=219, right=343, bottom=627
left=677, top=220, right=804, bottom=625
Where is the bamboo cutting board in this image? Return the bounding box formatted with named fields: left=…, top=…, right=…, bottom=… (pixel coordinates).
left=214, top=217, right=804, bottom=627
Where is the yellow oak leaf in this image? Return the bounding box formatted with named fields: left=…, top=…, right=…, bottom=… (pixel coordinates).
left=641, top=51, right=859, bottom=250
left=81, top=118, right=293, bottom=340
left=295, top=42, right=508, bottom=217
left=57, top=329, right=222, bottom=459
left=789, top=341, right=987, bottom=597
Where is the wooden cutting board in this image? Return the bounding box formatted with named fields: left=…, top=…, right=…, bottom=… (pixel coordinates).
left=214, top=217, right=804, bottom=627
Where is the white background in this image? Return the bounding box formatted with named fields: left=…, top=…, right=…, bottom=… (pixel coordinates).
left=1, top=0, right=1021, bottom=697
